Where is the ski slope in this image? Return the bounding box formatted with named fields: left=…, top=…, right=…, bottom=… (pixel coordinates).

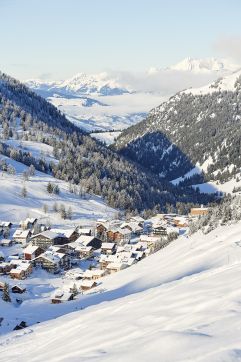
left=1, top=220, right=241, bottom=361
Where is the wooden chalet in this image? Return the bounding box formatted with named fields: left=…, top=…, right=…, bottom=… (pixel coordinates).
left=99, top=254, right=119, bottom=270
left=24, top=245, right=43, bottom=260
left=10, top=262, right=32, bottom=279
left=31, top=230, right=68, bottom=250
left=190, top=207, right=209, bottom=217
left=19, top=218, right=37, bottom=230
left=139, top=235, right=162, bottom=252
left=0, top=221, right=13, bottom=229
left=0, top=239, right=13, bottom=247
left=0, top=262, right=12, bottom=274
left=78, top=228, right=92, bottom=236
left=120, top=222, right=143, bottom=235
left=13, top=229, right=31, bottom=244
left=11, top=285, right=26, bottom=294
left=101, top=242, right=117, bottom=255
left=51, top=291, right=74, bottom=304
left=152, top=224, right=167, bottom=236
left=75, top=235, right=102, bottom=250
left=33, top=251, right=71, bottom=273
left=51, top=228, right=79, bottom=242
left=106, top=262, right=127, bottom=274
left=80, top=279, right=97, bottom=291
left=106, top=228, right=131, bottom=244
left=75, top=245, right=93, bottom=259
left=129, top=216, right=145, bottom=227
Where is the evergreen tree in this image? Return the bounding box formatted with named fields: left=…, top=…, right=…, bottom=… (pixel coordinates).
left=53, top=184, right=60, bottom=195
left=59, top=204, right=66, bottom=219
left=72, top=283, right=78, bottom=297
left=2, top=283, right=11, bottom=302
left=47, top=182, right=53, bottom=194
left=21, top=185, right=27, bottom=198
left=66, top=206, right=73, bottom=220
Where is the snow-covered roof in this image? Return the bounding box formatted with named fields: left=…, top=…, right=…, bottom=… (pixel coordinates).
left=32, top=230, right=61, bottom=240
left=13, top=229, right=31, bottom=238
left=78, top=228, right=91, bottom=235
left=24, top=245, right=40, bottom=254
left=101, top=242, right=116, bottom=249
left=75, top=235, right=95, bottom=246
left=91, top=269, right=106, bottom=277
left=130, top=216, right=144, bottom=223
left=81, top=279, right=96, bottom=288
left=52, top=291, right=73, bottom=301
left=75, top=245, right=93, bottom=252
left=99, top=254, right=119, bottom=263
left=120, top=222, right=142, bottom=232
left=34, top=250, right=66, bottom=264
left=51, top=228, right=76, bottom=238
left=20, top=217, right=37, bottom=226
left=0, top=239, right=12, bottom=245
left=83, top=270, right=94, bottom=278
left=0, top=221, right=12, bottom=227
left=140, top=235, right=161, bottom=243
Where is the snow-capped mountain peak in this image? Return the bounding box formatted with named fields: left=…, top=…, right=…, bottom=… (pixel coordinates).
left=168, top=57, right=239, bottom=73
left=26, top=72, right=132, bottom=97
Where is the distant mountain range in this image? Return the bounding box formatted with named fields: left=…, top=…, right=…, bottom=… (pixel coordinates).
left=26, top=72, right=132, bottom=98
left=26, top=57, right=240, bottom=98
left=25, top=57, right=240, bottom=141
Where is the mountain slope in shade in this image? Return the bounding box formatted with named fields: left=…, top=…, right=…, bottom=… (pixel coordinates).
left=1, top=220, right=241, bottom=361
left=113, top=69, right=241, bottom=182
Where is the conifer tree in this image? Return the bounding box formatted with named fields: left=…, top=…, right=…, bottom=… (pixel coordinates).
left=2, top=283, right=11, bottom=302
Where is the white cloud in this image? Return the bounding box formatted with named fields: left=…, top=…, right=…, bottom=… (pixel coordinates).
left=214, top=35, right=241, bottom=64
left=109, top=69, right=220, bottom=96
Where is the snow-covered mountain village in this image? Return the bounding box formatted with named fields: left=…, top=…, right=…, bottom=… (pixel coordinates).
left=1, top=1, right=241, bottom=361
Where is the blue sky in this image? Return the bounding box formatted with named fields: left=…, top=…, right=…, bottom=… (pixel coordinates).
left=1, top=0, right=241, bottom=80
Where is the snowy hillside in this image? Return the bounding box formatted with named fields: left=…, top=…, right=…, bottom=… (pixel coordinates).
left=183, top=68, right=241, bottom=96
left=1, top=219, right=241, bottom=361
left=0, top=151, right=115, bottom=226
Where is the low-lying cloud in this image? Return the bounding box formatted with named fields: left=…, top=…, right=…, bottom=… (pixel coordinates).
left=110, top=69, right=220, bottom=96
left=214, top=35, right=241, bottom=64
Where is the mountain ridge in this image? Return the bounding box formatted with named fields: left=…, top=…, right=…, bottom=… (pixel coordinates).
left=113, top=69, right=241, bottom=183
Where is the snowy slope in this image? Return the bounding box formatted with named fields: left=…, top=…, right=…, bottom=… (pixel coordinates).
left=0, top=154, right=115, bottom=227
left=1, top=219, right=241, bottom=361
left=183, top=68, right=241, bottom=96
